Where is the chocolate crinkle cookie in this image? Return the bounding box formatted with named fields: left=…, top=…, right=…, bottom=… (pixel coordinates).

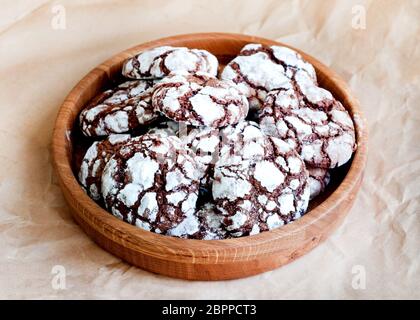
left=122, top=46, right=219, bottom=79
left=101, top=133, right=202, bottom=237
left=79, top=80, right=158, bottom=137
left=79, top=134, right=131, bottom=200
left=221, top=43, right=316, bottom=109
left=152, top=72, right=249, bottom=128
left=259, top=70, right=357, bottom=168
left=213, top=135, right=310, bottom=237
left=307, top=166, right=330, bottom=200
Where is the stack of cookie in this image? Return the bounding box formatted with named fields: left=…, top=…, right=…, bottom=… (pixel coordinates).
left=78, top=44, right=356, bottom=240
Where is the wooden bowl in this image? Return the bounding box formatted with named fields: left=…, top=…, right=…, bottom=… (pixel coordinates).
left=52, top=33, right=367, bottom=280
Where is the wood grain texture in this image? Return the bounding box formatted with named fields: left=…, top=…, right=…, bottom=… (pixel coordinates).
left=51, top=33, right=368, bottom=280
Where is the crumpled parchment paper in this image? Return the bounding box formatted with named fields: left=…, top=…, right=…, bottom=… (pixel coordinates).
left=0, top=0, right=418, bottom=299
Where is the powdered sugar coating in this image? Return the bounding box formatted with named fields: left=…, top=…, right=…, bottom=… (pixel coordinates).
left=217, top=121, right=271, bottom=166
left=213, top=134, right=310, bottom=237
left=152, top=72, right=249, bottom=128
left=221, top=43, right=316, bottom=109
left=172, top=203, right=227, bottom=240
left=183, top=121, right=269, bottom=187
left=181, top=127, right=221, bottom=186
left=101, top=134, right=202, bottom=236
left=270, top=45, right=317, bottom=81
left=183, top=121, right=272, bottom=190
left=78, top=134, right=131, bottom=200
left=79, top=80, right=158, bottom=137
left=194, top=203, right=227, bottom=240
left=259, top=70, right=357, bottom=168
left=308, top=166, right=330, bottom=200
left=122, top=46, right=219, bottom=79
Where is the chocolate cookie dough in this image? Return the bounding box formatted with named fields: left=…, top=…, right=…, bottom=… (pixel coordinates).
left=122, top=46, right=219, bottom=79
left=221, top=43, right=315, bottom=109
left=259, top=70, right=357, bottom=168
left=213, top=135, right=310, bottom=237
left=78, top=134, right=131, bottom=200
left=101, top=133, right=202, bottom=236
left=79, top=80, right=158, bottom=137
left=152, top=72, right=249, bottom=128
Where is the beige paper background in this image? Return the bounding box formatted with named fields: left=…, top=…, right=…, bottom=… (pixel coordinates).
left=0, top=0, right=419, bottom=299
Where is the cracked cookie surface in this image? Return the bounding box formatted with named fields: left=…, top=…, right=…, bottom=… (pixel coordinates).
left=162, top=202, right=227, bottom=240
left=221, top=43, right=316, bottom=109
left=213, top=134, right=309, bottom=237
left=182, top=127, right=222, bottom=186
left=122, top=46, right=219, bottom=79
left=218, top=121, right=268, bottom=162
left=152, top=72, right=249, bottom=128
left=79, top=134, right=131, bottom=200
left=79, top=80, right=158, bottom=137
left=183, top=121, right=269, bottom=188
left=192, top=203, right=228, bottom=240
left=259, top=70, right=357, bottom=168
left=101, top=133, right=202, bottom=237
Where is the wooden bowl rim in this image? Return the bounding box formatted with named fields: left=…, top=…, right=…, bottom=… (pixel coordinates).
left=52, top=32, right=368, bottom=262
